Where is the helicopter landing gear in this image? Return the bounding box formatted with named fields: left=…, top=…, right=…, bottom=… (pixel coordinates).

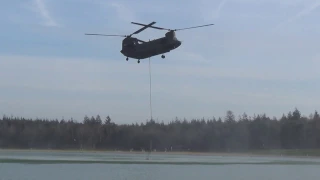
left=126, top=57, right=128, bottom=61
left=137, top=60, right=140, bottom=63
left=161, top=55, right=165, bottom=59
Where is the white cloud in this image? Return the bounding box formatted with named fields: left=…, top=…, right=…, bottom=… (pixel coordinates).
left=2, top=0, right=320, bottom=122
left=288, top=1, right=320, bottom=21
left=216, top=0, right=228, bottom=19
left=0, top=55, right=146, bottom=93
left=1, top=54, right=320, bottom=123
left=232, top=0, right=305, bottom=5
left=33, top=0, right=58, bottom=27
left=272, top=0, right=320, bottom=31
left=109, top=2, right=138, bottom=23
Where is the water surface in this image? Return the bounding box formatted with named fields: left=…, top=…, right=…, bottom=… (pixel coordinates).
left=0, top=150, right=319, bottom=180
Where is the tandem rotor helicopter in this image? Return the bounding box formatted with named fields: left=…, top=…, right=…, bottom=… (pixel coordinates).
left=85, top=21, right=214, bottom=63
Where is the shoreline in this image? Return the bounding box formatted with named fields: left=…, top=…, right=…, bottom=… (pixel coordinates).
left=1, top=148, right=319, bottom=159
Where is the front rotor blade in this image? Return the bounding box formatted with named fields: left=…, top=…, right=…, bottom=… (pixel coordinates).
left=174, top=24, right=214, bottom=31
left=85, top=33, right=127, bottom=37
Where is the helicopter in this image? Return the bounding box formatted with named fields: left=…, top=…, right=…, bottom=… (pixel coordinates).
left=85, top=21, right=214, bottom=63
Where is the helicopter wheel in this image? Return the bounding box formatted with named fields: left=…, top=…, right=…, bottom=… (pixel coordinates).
left=137, top=60, right=140, bottom=63
left=161, top=55, right=165, bottom=59
left=126, top=57, right=128, bottom=61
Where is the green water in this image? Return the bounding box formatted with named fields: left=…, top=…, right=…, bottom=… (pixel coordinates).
left=0, top=150, right=320, bottom=180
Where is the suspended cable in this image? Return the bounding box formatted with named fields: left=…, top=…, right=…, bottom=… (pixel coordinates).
left=145, top=57, right=153, bottom=161
left=148, top=57, right=153, bottom=121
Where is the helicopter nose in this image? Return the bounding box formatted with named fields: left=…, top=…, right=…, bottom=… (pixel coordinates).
left=175, top=40, right=181, bottom=48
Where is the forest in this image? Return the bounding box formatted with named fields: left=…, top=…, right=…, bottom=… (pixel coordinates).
left=1, top=108, right=320, bottom=152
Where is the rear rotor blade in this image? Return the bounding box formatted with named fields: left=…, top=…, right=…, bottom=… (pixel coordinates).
left=131, top=22, right=170, bottom=31
left=85, top=33, right=127, bottom=37
left=173, top=24, right=214, bottom=31
left=131, top=22, right=214, bottom=32
left=130, top=21, right=156, bottom=36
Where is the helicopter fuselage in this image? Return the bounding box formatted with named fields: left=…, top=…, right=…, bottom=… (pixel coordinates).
left=85, top=21, right=213, bottom=63
left=120, top=31, right=181, bottom=60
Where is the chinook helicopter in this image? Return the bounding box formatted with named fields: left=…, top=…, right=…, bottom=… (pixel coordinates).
left=85, top=21, right=214, bottom=63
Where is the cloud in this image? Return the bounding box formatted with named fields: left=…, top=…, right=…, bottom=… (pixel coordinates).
left=290, top=1, right=320, bottom=21
left=2, top=0, right=320, bottom=122
left=1, top=54, right=318, bottom=93
left=235, top=0, right=305, bottom=5
left=272, top=1, right=320, bottom=31
left=108, top=1, right=139, bottom=23
left=33, top=0, right=58, bottom=27
left=216, top=0, right=228, bottom=18
left=1, top=54, right=320, bottom=123
left=0, top=55, right=145, bottom=93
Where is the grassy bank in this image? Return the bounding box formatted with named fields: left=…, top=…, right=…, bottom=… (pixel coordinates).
left=1, top=148, right=320, bottom=158
left=1, top=158, right=319, bottom=165
left=250, top=149, right=320, bottom=157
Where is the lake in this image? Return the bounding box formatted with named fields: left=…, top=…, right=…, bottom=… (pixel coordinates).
left=0, top=150, right=320, bottom=180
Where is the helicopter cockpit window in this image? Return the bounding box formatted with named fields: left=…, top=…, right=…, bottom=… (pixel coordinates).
left=123, top=41, right=135, bottom=48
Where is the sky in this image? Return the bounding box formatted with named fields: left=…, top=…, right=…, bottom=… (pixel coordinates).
left=1, top=0, right=320, bottom=124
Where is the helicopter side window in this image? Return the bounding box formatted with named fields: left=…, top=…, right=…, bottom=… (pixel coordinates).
left=133, top=39, right=141, bottom=45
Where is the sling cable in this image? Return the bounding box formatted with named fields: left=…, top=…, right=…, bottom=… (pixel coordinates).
left=148, top=57, right=153, bottom=121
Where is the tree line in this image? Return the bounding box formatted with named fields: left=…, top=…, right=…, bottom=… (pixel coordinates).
left=1, top=108, right=320, bottom=152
